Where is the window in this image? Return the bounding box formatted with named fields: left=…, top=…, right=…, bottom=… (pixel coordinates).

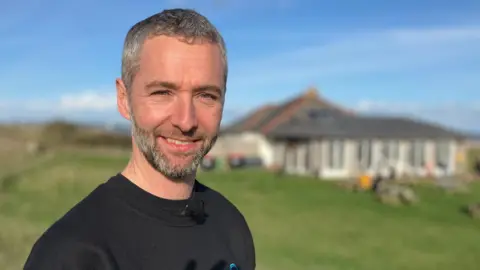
left=357, top=140, right=373, bottom=169
left=435, top=141, right=450, bottom=167
left=408, top=140, right=425, bottom=168
left=381, top=140, right=400, bottom=161
left=407, top=143, right=413, bottom=166
left=307, top=108, right=337, bottom=119
left=303, top=144, right=310, bottom=170
left=327, top=140, right=345, bottom=169
left=308, top=109, right=324, bottom=118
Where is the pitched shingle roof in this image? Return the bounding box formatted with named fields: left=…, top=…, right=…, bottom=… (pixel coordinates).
left=269, top=111, right=464, bottom=140
left=220, top=105, right=278, bottom=133
left=221, top=87, right=353, bottom=134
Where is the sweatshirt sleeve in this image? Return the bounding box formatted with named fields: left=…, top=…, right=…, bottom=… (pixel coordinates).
left=23, top=236, right=117, bottom=270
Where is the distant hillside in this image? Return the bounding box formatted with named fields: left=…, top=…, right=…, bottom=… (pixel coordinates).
left=0, top=120, right=132, bottom=150
left=103, top=122, right=131, bottom=135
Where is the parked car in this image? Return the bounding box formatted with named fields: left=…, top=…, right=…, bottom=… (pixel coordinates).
left=227, top=154, right=263, bottom=169
left=200, top=155, right=216, bottom=171
left=227, top=154, right=244, bottom=169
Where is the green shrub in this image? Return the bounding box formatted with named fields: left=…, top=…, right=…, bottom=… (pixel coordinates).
left=39, top=121, right=131, bottom=149
left=39, top=121, right=79, bottom=146
left=72, top=133, right=131, bottom=148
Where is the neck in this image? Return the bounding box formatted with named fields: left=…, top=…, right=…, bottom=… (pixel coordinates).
left=121, top=145, right=196, bottom=200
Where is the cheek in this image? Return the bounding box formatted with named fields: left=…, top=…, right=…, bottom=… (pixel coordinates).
left=133, top=103, right=169, bottom=129
left=197, top=106, right=222, bottom=132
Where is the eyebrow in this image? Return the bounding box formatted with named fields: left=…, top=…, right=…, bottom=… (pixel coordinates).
left=145, top=80, right=178, bottom=90
left=144, top=80, right=223, bottom=96
left=194, top=85, right=223, bottom=96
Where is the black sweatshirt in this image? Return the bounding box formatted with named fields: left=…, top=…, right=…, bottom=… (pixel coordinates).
left=23, top=173, right=256, bottom=270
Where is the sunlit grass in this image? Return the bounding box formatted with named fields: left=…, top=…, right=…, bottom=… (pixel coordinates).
left=1, top=149, right=479, bottom=270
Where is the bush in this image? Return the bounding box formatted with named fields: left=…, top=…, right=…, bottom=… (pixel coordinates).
left=39, top=120, right=131, bottom=149
left=39, top=121, right=79, bottom=146
left=72, top=133, right=131, bottom=148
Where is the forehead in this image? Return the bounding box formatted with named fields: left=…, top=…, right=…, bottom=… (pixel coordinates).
left=135, top=36, right=224, bottom=88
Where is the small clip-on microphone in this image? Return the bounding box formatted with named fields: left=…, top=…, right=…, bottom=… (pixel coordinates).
left=181, top=191, right=206, bottom=223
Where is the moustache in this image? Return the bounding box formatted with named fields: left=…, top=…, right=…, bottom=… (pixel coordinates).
left=152, top=130, right=207, bottom=142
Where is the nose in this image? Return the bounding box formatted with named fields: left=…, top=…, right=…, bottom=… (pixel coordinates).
left=171, top=95, right=198, bottom=133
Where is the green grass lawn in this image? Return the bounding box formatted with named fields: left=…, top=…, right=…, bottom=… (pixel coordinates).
left=1, top=149, right=480, bottom=270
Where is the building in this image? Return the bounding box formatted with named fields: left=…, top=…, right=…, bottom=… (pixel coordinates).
left=209, top=87, right=467, bottom=179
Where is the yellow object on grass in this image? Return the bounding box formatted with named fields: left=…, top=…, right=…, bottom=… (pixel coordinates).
left=358, top=174, right=373, bottom=190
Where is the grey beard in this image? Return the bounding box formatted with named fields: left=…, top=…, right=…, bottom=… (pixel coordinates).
left=130, top=112, right=216, bottom=181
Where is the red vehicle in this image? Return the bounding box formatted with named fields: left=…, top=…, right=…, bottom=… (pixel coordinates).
left=227, top=153, right=245, bottom=169
left=200, top=155, right=216, bottom=171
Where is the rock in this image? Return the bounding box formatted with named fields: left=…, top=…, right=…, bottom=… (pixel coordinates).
left=465, top=203, right=480, bottom=219
left=376, top=183, right=401, bottom=206
left=399, top=187, right=418, bottom=205
left=375, top=182, right=418, bottom=206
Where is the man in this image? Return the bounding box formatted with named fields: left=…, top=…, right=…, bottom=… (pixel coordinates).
left=24, top=8, right=255, bottom=270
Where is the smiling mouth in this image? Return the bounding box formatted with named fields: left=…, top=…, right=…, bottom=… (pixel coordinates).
left=159, top=136, right=201, bottom=152
left=165, top=138, right=195, bottom=145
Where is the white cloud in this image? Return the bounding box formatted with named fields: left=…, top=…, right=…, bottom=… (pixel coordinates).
left=355, top=99, right=480, bottom=114
left=229, top=25, right=480, bottom=87
left=2, top=89, right=478, bottom=133
left=388, top=27, right=480, bottom=44
left=0, top=87, right=253, bottom=125
left=59, top=91, right=117, bottom=111
left=0, top=90, right=118, bottom=121
left=225, top=25, right=480, bottom=131
left=0, top=89, right=247, bottom=123
left=3, top=25, right=479, bottom=131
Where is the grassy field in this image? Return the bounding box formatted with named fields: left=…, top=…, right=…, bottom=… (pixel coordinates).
left=1, top=149, right=480, bottom=270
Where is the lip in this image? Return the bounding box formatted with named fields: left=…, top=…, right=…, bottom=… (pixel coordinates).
left=158, top=136, right=200, bottom=153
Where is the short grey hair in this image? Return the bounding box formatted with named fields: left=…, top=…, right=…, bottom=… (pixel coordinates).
left=121, top=8, right=228, bottom=92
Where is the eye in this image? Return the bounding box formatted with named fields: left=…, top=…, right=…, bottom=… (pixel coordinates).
left=199, top=93, right=219, bottom=101
left=151, top=90, right=171, bottom=96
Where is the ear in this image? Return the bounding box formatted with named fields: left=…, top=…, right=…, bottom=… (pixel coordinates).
left=116, top=78, right=131, bottom=121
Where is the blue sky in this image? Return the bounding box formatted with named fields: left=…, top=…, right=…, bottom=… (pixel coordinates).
left=1, top=0, right=480, bottom=131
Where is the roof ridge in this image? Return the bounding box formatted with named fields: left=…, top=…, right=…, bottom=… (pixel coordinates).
left=241, top=104, right=278, bottom=130
left=223, top=86, right=354, bottom=134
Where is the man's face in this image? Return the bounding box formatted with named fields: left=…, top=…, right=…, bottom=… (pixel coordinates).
left=125, top=36, right=224, bottom=180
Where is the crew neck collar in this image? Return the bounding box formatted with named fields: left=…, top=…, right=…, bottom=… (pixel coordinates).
left=104, top=173, right=206, bottom=227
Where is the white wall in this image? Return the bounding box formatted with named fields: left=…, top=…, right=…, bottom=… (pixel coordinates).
left=320, top=140, right=350, bottom=179
left=208, top=132, right=275, bottom=166
left=256, top=133, right=275, bottom=167
left=348, top=139, right=460, bottom=178
left=212, top=133, right=462, bottom=178
left=448, top=140, right=457, bottom=174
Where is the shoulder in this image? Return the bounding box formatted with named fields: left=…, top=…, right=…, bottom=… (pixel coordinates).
left=197, top=181, right=248, bottom=225
left=196, top=181, right=256, bottom=269
left=45, top=183, right=112, bottom=234
left=24, top=185, right=116, bottom=269
left=24, top=226, right=117, bottom=269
